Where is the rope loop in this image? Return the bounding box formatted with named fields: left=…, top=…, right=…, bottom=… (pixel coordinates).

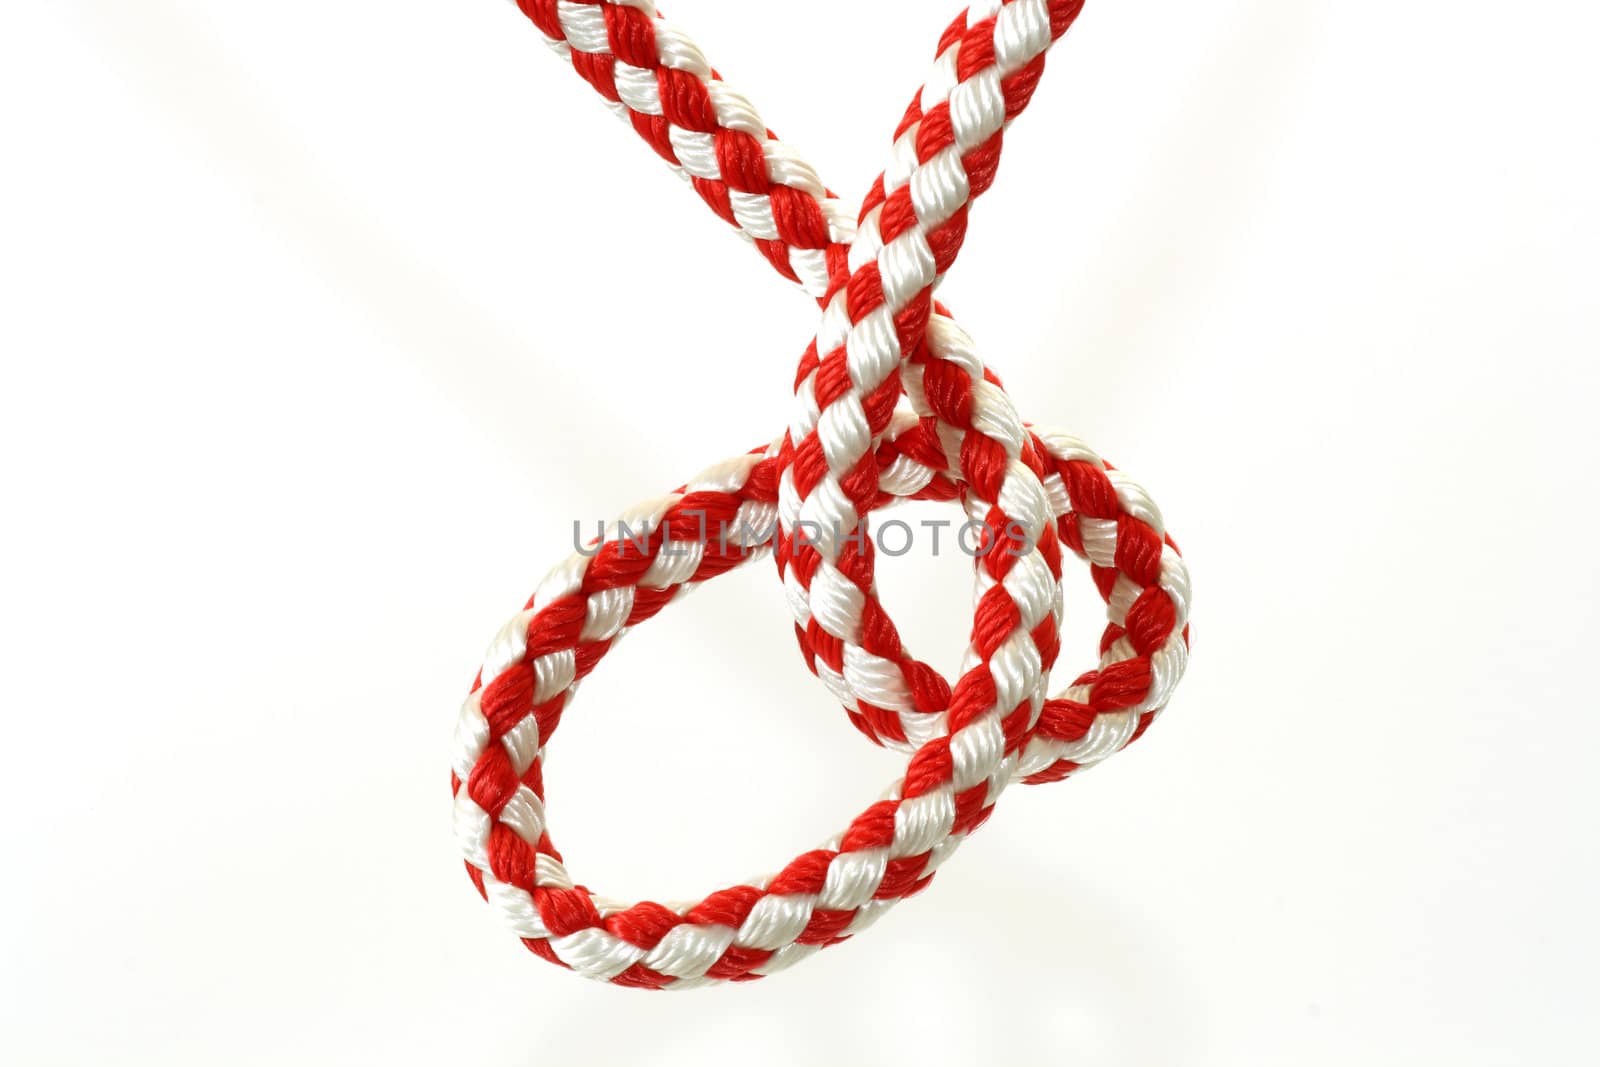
left=453, top=0, right=1191, bottom=988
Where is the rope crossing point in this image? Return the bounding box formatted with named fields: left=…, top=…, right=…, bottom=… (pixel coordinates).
left=452, top=0, right=1192, bottom=988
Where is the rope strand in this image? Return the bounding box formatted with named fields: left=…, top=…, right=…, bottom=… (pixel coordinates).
left=453, top=0, right=1191, bottom=988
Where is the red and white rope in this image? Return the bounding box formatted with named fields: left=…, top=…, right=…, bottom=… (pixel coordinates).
left=453, top=0, right=1191, bottom=988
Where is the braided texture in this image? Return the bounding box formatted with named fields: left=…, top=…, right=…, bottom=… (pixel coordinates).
left=453, top=0, right=1192, bottom=988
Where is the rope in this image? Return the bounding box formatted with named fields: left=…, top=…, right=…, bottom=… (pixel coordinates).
left=452, top=0, right=1192, bottom=989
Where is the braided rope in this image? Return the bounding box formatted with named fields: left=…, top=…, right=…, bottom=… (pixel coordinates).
left=453, top=0, right=1192, bottom=988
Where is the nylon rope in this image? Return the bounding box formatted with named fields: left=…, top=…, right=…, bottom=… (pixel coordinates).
left=451, top=0, right=1192, bottom=988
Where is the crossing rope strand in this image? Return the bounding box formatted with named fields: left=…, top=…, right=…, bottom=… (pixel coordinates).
left=452, top=0, right=1192, bottom=988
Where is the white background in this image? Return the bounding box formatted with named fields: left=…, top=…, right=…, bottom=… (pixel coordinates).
left=2, top=1, right=1597, bottom=1063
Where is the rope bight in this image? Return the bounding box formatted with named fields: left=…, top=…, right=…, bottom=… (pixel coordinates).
left=450, top=0, right=1192, bottom=988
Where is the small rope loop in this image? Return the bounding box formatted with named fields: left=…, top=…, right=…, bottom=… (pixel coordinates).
left=453, top=0, right=1191, bottom=987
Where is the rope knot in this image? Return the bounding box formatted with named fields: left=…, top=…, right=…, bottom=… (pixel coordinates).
left=453, top=0, right=1192, bottom=988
